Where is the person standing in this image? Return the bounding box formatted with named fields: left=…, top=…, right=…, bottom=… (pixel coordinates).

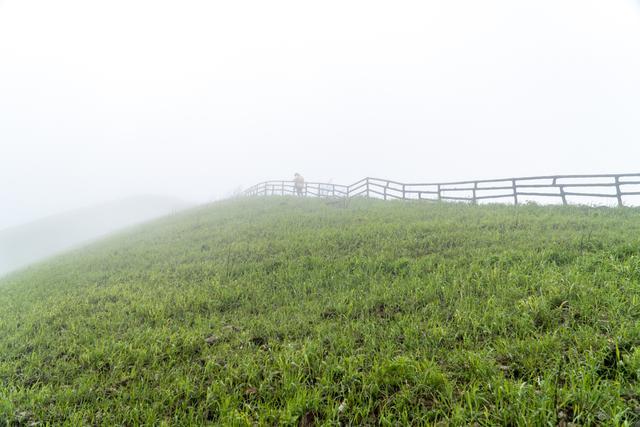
left=294, top=173, right=305, bottom=196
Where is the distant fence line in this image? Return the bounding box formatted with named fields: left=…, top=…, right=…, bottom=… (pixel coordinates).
left=244, top=173, right=640, bottom=207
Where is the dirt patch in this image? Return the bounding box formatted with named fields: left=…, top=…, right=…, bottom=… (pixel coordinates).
left=299, top=411, right=319, bottom=427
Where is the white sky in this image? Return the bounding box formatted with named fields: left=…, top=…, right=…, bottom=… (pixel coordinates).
left=1, top=0, right=639, bottom=229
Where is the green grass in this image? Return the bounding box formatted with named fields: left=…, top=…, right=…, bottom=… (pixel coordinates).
left=1, top=197, right=640, bottom=425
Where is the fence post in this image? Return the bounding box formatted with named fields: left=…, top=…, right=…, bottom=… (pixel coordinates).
left=555, top=178, right=567, bottom=205
left=402, top=184, right=406, bottom=200
left=384, top=182, right=388, bottom=200
left=615, top=176, right=623, bottom=207
left=366, top=178, right=370, bottom=198
left=437, top=184, right=441, bottom=201
left=512, top=179, right=518, bottom=206
left=472, top=182, right=478, bottom=204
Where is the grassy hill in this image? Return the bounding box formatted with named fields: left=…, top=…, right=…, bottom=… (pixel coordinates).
left=0, top=195, right=191, bottom=277
left=1, top=197, right=640, bottom=425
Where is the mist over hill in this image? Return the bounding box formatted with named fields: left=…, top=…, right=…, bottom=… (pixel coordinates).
left=0, top=195, right=191, bottom=276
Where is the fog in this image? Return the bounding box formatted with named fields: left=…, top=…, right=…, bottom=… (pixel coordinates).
left=0, top=195, right=190, bottom=276
left=2, top=0, right=640, bottom=231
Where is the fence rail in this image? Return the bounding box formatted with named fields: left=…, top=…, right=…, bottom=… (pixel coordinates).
left=244, top=173, right=640, bottom=207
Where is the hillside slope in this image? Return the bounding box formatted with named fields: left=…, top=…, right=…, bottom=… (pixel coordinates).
left=0, top=195, right=191, bottom=277
left=1, top=198, right=640, bottom=425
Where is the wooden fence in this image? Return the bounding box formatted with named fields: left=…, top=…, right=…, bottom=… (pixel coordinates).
left=244, top=173, right=640, bottom=207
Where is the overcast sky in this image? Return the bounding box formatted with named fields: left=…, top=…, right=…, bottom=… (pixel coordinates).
left=1, top=0, right=639, bottom=229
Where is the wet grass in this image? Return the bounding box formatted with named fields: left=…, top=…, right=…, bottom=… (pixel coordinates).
left=1, top=197, right=640, bottom=425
